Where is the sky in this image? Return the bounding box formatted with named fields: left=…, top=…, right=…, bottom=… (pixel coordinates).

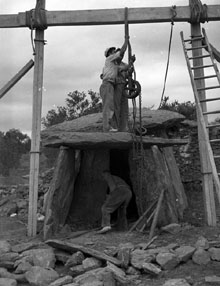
left=0, top=0, right=219, bottom=136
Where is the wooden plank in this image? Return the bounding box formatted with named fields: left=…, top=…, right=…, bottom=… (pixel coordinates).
left=159, top=130, right=188, bottom=219
left=127, top=200, right=157, bottom=234
left=28, top=0, right=45, bottom=237
left=0, top=14, right=23, bottom=28
left=46, top=239, right=122, bottom=266
left=45, top=6, right=190, bottom=26
left=149, top=189, right=165, bottom=240
left=0, top=5, right=220, bottom=28
left=0, top=60, right=34, bottom=99
left=189, top=15, right=216, bottom=226
left=151, top=145, right=178, bottom=223
left=162, top=145, right=188, bottom=219
left=42, top=131, right=189, bottom=149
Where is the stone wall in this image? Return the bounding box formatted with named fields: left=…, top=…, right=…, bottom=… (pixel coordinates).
left=173, top=122, right=220, bottom=184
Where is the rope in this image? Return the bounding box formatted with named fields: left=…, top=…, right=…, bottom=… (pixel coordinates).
left=26, top=0, right=47, bottom=56
left=26, top=0, right=48, bottom=30
left=124, top=8, right=145, bottom=213
left=158, top=6, right=176, bottom=109
left=124, top=8, right=141, bottom=100
left=189, top=0, right=208, bottom=23
left=30, top=11, right=36, bottom=56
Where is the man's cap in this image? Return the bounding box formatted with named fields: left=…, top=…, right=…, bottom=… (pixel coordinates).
left=104, top=47, right=116, bottom=57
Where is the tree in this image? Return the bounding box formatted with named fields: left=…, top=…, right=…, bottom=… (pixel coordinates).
left=83, top=90, right=102, bottom=116
left=42, top=90, right=102, bottom=128
left=159, top=96, right=196, bottom=120
left=66, top=90, right=89, bottom=119
left=0, top=129, right=31, bottom=176
left=41, top=106, right=68, bottom=129
left=213, top=117, right=220, bottom=124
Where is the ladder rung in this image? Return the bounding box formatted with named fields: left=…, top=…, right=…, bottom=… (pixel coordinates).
left=186, top=45, right=207, bottom=51
left=189, top=54, right=210, bottom=60
left=210, top=139, right=220, bottom=143
left=207, top=123, right=220, bottom=128
left=200, top=96, right=220, bottom=103
left=203, top=110, right=220, bottom=115
left=192, top=64, right=214, bottom=70
left=184, top=36, right=204, bottom=42
left=198, top=85, right=220, bottom=91
left=214, top=155, right=220, bottom=159
left=194, top=75, right=217, bottom=80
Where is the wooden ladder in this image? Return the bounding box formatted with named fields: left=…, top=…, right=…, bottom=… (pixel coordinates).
left=180, top=28, right=220, bottom=203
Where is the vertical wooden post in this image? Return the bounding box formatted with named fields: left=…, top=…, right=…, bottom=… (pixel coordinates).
left=189, top=1, right=216, bottom=226
left=28, top=0, right=46, bottom=236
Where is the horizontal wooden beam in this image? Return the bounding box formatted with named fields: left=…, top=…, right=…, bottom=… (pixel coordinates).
left=0, top=5, right=220, bottom=28
left=42, top=131, right=189, bottom=149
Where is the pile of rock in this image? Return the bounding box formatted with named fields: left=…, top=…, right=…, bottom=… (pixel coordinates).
left=0, top=184, right=29, bottom=218
left=38, top=168, right=54, bottom=196
left=0, top=168, right=54, bottom=220
left=0, top=235, right=220, bottom=286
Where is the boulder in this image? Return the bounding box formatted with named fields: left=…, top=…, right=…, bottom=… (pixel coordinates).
left=205, top=276, right=220, bottom=283
left=21, top=248, right=56, bottom=268
left=72, top=267, right=104, bottom=285
left=41, top=110, right=185, bottom=135
left=65, top=251, right=85, bottom=267
left=25, top=266, right=59, bottom=286
left=0, top=268, right=26, bottom=283
left=192, top=248, right=210, bottom=265
left=208, top=247, right=220, bottom=261
left=0, top=241, right=11, bottom=253
left=0, top=278, right=17, bottom=286
left=156, top=252, right=180, bottom=270
left=163, top=278, right=191, bottom=286
left=195, top=236, right=209, bottom=250
left=142, top=262, right=162, bottom=276
left=48, top=275, right=73, bottom=286
left=174, top=246, right=196, bottom=262
left=117, top=243, right=133, bottom=269
left=41, top=110, right=186, bottom=149
left=82, top=257, right=102, bottom=271
left=130, top=249, right=155, bottom=269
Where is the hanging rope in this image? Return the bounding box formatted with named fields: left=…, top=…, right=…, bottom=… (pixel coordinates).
left=123, top=8, right=146, bottom=214
left=26, top=0, right=47, bottom=55
left=158, top=6, right=176, bottom=109
left=189, top=0, right=208, bottom=23
left=124, top=8, right=141, bottom=100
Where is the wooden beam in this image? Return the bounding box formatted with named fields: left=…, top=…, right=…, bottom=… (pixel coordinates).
left=46, top=239, right=122, bottom=266
left=0, top=60, right=34, bottom=99
left=42, top=131, right=189, bottom=149
left=190, top=3, right=216, bottom=226
left=149, top=188, right=165, bottom=240
left=28, top=0, right=45, bottom=237
left=0, top=5, right=220, bottom=28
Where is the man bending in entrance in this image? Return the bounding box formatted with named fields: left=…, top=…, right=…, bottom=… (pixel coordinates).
left=97, top=170, right=132, bottom=234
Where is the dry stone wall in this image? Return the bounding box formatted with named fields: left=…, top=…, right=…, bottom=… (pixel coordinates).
left=173, top=122, right=220, bottom=184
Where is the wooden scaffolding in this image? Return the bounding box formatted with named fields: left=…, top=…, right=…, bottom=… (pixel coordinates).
left=0, top=0, right=220, bottom=236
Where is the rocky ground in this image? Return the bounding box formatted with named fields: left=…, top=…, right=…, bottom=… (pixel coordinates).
left=1, top=176, right=220, bottom=286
